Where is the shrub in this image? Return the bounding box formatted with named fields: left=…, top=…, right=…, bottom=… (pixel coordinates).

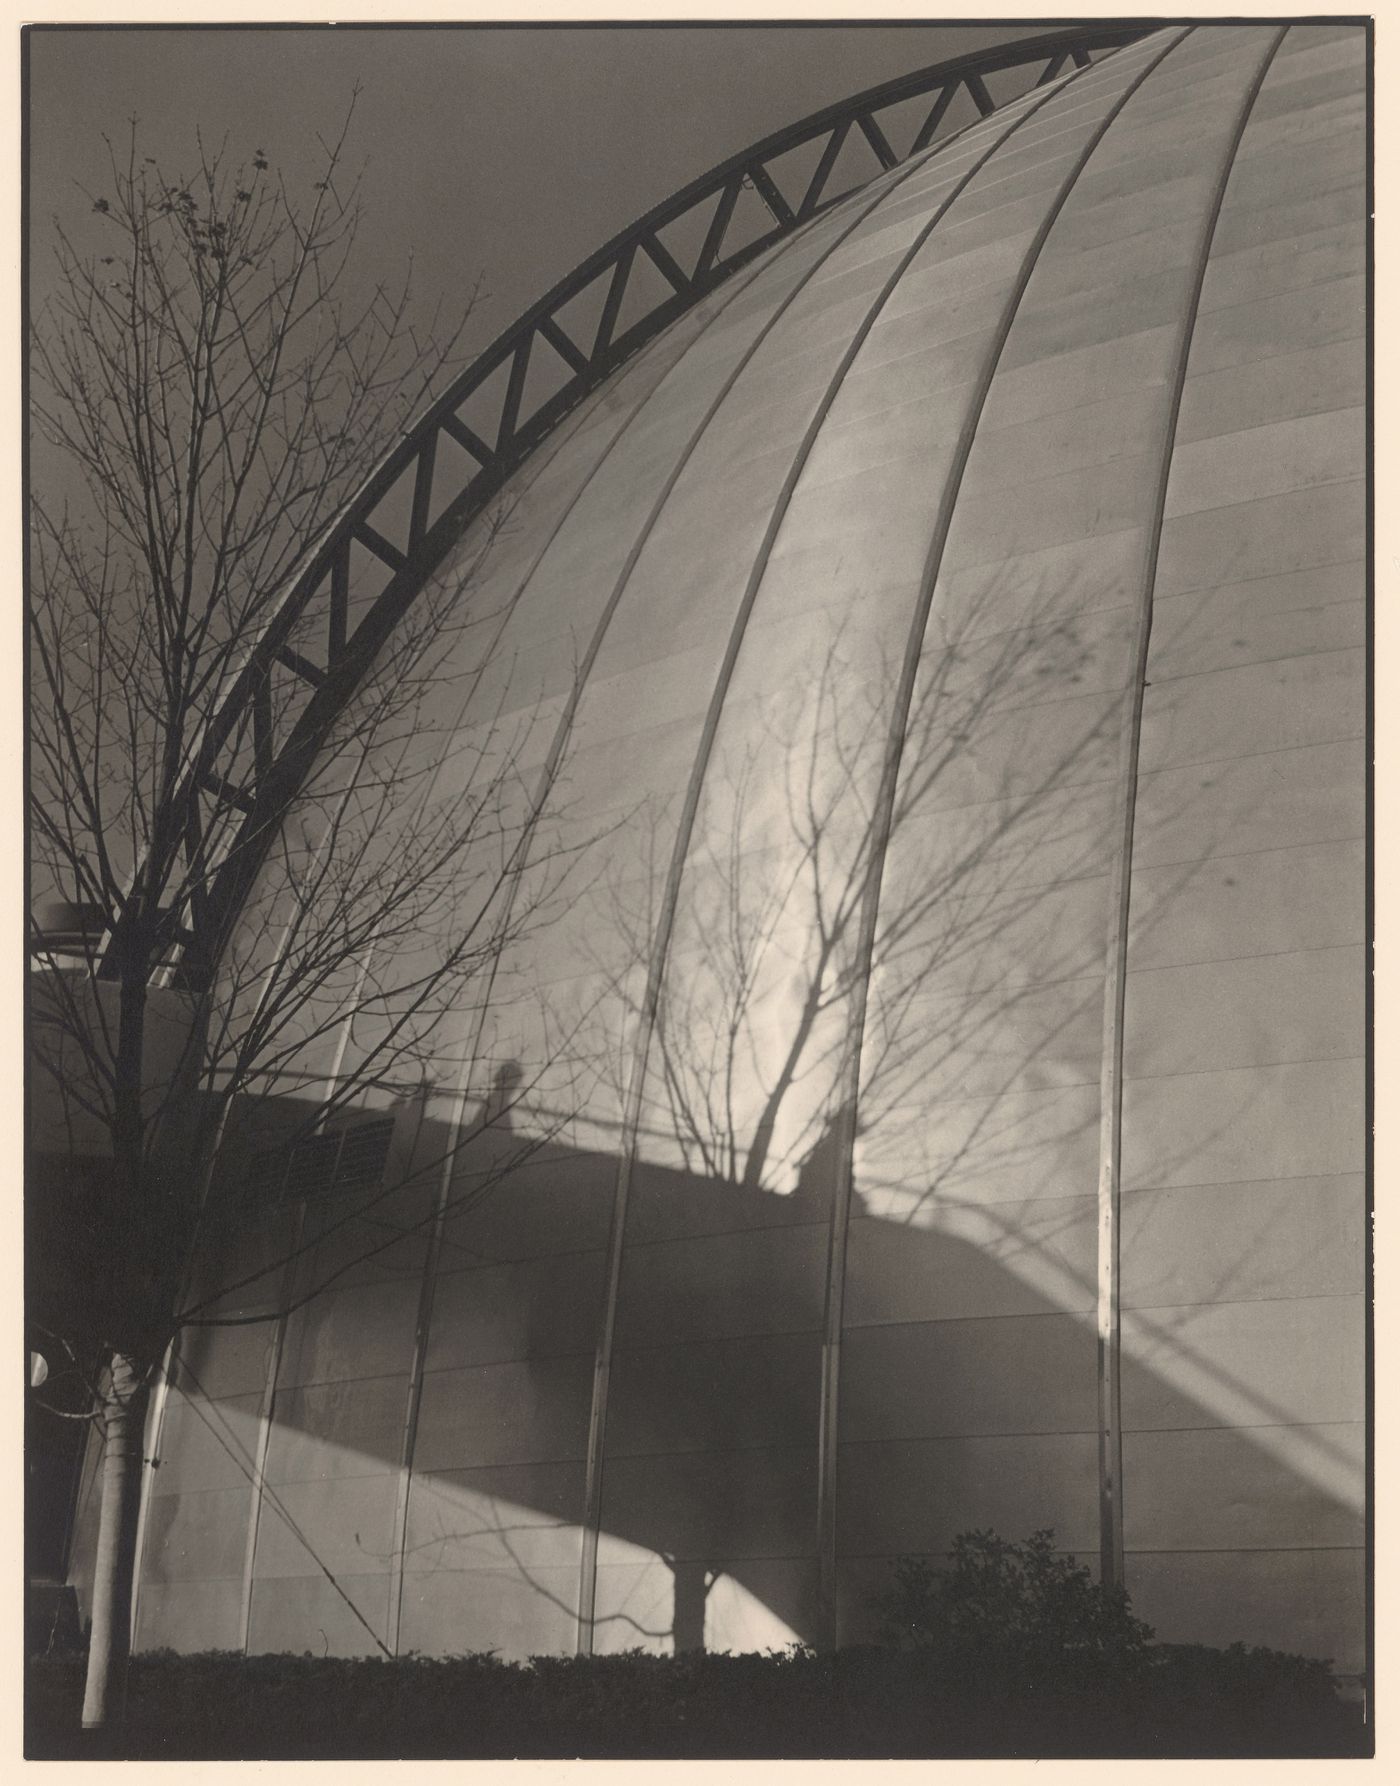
left=23, top=1543, right=1358, bottom=1761
left=875, top=1528, right=1156, bottom=1686
left=1148, top=1639, right=1341, bottom=1707
left=872, top=1527, right=1351, bottom=1724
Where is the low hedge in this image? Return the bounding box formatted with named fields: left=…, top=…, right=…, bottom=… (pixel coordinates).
left=28, top=1641, right=1367, bottom=1760
left=30, top=1532, right=1366, bottom=1758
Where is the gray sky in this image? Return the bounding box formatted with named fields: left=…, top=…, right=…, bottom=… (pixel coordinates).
left=29, top=23, right=1030, bottom=356
left=24, top=20, right=1040, bottom=920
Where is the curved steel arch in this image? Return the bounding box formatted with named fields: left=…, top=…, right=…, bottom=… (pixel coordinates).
left=121, top=23, right=1149, bottom=989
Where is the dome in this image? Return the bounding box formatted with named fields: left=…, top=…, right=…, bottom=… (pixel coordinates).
left=86, top=21, right=1364, bottom=1676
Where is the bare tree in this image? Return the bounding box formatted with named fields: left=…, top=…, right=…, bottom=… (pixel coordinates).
left=26, top=103, right=586, bottom=1733
left=592, top=589, right=1119, bottom=1202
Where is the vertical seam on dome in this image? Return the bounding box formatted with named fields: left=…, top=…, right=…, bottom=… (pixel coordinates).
left=812, top=24, right=1193, bottom=1649
left=1093, top=23, right=1288, bottom=1593
left=575, top=31, right=1172, bottom=1660
left=142, top=797, right=357, bottom=1654
left=381, top=223, right=799, bottom=1662
left=236, top=953, right=376, bottom=1653
left=126, top=1343, right=173, bottom=1648
left=235, top=1199, right=308, bottom=1654
left=388, top=101, right=997, bottom=1653
left=380, top=80, right=1010, bottom=1664
left=130, top=1086, right=241, bottom=1646
left=573, top=120, right=1021, bottom=1662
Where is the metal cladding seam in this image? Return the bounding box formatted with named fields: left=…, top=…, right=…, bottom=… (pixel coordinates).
left=106, top=22, right=1363, bottom=1670
left=580, top=30, right=1189, bottom=1653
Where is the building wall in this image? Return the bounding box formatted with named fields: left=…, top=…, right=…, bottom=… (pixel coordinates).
left=70, top=21, right=1364, bottom=1674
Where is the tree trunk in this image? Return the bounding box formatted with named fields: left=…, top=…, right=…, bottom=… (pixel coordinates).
left=81, top=1352, right=150, bottom=1731
left=671, top=1559, right=711, bottom=1653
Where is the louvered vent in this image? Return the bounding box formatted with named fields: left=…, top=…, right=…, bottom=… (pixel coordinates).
left=246, top=1116, right=395, bottom=1211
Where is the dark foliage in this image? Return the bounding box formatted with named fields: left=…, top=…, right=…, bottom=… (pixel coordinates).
left=874, top=1528, right=1155, bottom=1686
left=29, top=1529, right=1361, bottom=1758
left=27, top=1639, right=1365, bottom=1762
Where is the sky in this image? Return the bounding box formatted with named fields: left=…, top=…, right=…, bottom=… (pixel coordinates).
left=27, top=22, right=1031, bottom=361
left=24, top=20, right=1050, bottom=923
left=22, top=20, right=1040, bottom=911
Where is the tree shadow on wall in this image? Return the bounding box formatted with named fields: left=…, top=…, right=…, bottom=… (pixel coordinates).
left=84, top=1091, right=1361, bottom=1667
left=67, top=567, right=1362, bottom=1667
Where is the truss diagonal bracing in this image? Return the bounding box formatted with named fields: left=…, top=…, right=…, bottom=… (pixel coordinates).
left=96, top=25, right=1148, bottom=989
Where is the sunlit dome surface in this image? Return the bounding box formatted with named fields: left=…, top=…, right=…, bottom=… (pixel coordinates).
left=75, top=22, right=1364, bottom=1674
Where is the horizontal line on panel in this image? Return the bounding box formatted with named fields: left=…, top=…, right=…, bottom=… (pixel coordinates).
left=1127, top=939, right=1360, bottom=975
left=404, top=1557, right=817, bottom=1578
left=951, top=448, right=1157, bottom=510
left=607, top=1323, right=824, bottom=1357
left=1202, top=222, right=1363, bottom=279
left=1121, top=1288, right=1363, bottom=1318
left=1122, top=1288, right=1364, bottom=1314
left=842, top=1415, right=1364, bottom=1451
left=882, top=962, right=1105, bottom=1001
left=1179, top=362, right=1365, bottom=437
left=1184, top=270, right=1364, bottom=337
left=601, top=1440, right=817, bottom=1468
left=937, top=672, right=1158, bottom=727
left=1122, top=1050, right=1364, bottom=1084
left=669, top=829, right=1109, bottom=899
left=840, top=1545, right=1086, bottom=1560
left=618, top=1216, right=831, bottom=1253
left=850, top=1186, right=1098, bottom=1216
left=253, top=1465, right=404, bottom=1490
left=1147, top=634, right=1364, bottom=687
left=1133, top=832, right=1365, bottom=878
left=839, top=1429, right=1097, bottom=1448
left=419, top=1328, right=826, bottom=1376
left=1120, top=1168, right=1362, bottom=1196
left=600, top=1439, right=818, bottom=1467
left=1121, top=1545, right=1363, bottom=1557
left=252, top=1563, right=390, bottom=1581
left=1125, top=944, right=1363, bottom=979
left=844, top=1306, right=1092, bottom=1335
left=1153, top=561, right=1365, bottom=605
left=858, top=1078, right=1099, bottom=1121
left=858, top=821, right=1359, bottom=909
left=1168, top=395, right=1361, bottom=452
left=913, top=599, right=1141, bottom=655
left=409, top=1460, right=582, bottom=1488
left=418, top=1346, right=596, bottom=1376
left=1121, top=1417, right=1363, bottom=1437
left=976, top=360, right=1174, bottom=423
left=411, top=1451, right=587, bottom=1476
left=900, top=1066, right=1115, bottom=1110
left=937, top=522, right=1144, bottom=581
left=147, top=1484, right=254, bottom=1503
left=436, top=1226, right=825, bottom=1276
left=269, top=1369, right=414, bottom=1396
left=593, top=1555, right=815, bottom=1568
left=871, top=730, right=1361, bottom=831
left=1138, top=730, right=1364, bottom=778
left=140, top=1570, right=245, bottom=1584
left=882, top=771, right=1121, bottom=823
left=1149, top=550, right=1363, bottom=598
left=163, top=1387, right=265, bottom=1408
left=433, top=1242, right=611, bottom=1276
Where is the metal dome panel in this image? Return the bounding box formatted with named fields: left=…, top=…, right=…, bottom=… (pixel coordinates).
left=97, top=22, right=1365, bottom=1677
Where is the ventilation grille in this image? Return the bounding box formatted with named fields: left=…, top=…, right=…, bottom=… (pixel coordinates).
left=246, top=1116, right=395, bottom=1211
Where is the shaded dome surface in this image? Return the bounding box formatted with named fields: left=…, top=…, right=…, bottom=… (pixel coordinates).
left=106, top=22, right=1364, bottom=1674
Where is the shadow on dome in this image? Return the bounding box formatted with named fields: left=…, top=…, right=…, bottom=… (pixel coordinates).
left=83, top=1058, right=1358, bottom=1674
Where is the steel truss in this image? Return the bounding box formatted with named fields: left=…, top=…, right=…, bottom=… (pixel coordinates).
left=96, top=24, right=1149, bottom=987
